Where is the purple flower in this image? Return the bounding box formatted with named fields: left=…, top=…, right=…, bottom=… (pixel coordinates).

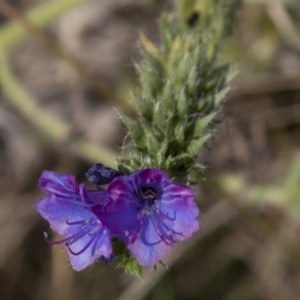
left=36, top=171, right=112, bottom=271
left=101, top=168, right=199, bottom=266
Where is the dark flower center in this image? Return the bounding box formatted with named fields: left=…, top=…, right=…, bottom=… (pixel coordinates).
left=136, top=185, right=158, bottom=208
left=140, top=186, right=156, bottom=200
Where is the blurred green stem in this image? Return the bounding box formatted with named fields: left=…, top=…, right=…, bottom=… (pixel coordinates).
left=0, top=0, right=119, bottom=167
left=0, top=50, right=117, bottom=168
left=266, top=2, right=300, bottom=54
left=0, top=0, right=130, bottom=110
left=207, top=171, right=300, bottom=266
left=51, top=235, right=73, bottom=300
left=0, top=0, right=91, bottom=51
left=0, top=51, right=69, bottom=140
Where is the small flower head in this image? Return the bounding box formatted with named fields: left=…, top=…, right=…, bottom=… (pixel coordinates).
left=36, top=171, right=112, bottom=271
left=102, top=168, right=199, bottom=266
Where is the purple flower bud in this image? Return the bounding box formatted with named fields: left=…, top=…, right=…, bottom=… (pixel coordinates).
left=86, top=163, right=121, bottom=186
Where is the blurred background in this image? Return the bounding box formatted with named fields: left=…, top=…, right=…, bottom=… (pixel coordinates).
left=0, top=0, right=300, bottom=299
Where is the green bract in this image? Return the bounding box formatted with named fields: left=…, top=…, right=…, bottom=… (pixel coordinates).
left=118, top=0, right=240, bottom=184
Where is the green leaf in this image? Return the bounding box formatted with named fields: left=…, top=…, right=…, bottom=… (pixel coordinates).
left=184, top=112, right=216, bottom=140
left=177, top=89, right=188, bottom=118
left=187, top=65, right=198, bottom=95
left=118, top=255, right=143, bottom=279
left=159, top=14, right=173, bottom=56
left=169, top=38, right=186, bottom=75
left=118, top=112, right=146, bottom=149
left=174, top=124, right=185, bottom=144
left=124, top=257, right=143, bottom=279
left=193, top=162, right=206, bottom=171
left=194, top=112, right=216, bottom=135
left=132, top=94, right=153, bottom=122
left=165, top=138, right=182, bottom=157
left=135, top=64, right=161, bottom=98
left=225, top=68, right=238, bottom=86
left=117, top=163, right=131, bottom=175
left=174, top=53, right=191, bottom=88
left=145, top=126, right=161, bottom=156
left=196, top=87, right=229, bottom=112
left=153, top=102, right=166, bottom=127
left=187, top=134, right=210, bottom=157
left=156, top=140, right=168, bottom=163
left=162, top=80, right=175, bottom=113
left=140, top=44, right=166, bottom=79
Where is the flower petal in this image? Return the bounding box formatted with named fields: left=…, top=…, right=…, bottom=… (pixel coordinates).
left=66, top=228, right=112, bottom=271
left=102, top=177, right=138, bottom=239
left=127, top=218, right=172, bottom=266
left=36, top=195, right=90, bottom=235
left=79, top=183, right=108, bottom=206
left=36, top=182, right=112, bottom=271
left=158, top=184, right=199, bottom=240
left=36, top=196, right=112, bottom=271
left=39, top=171, right=78, bottom=199
left=131, top=168, right=170, bottom=186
